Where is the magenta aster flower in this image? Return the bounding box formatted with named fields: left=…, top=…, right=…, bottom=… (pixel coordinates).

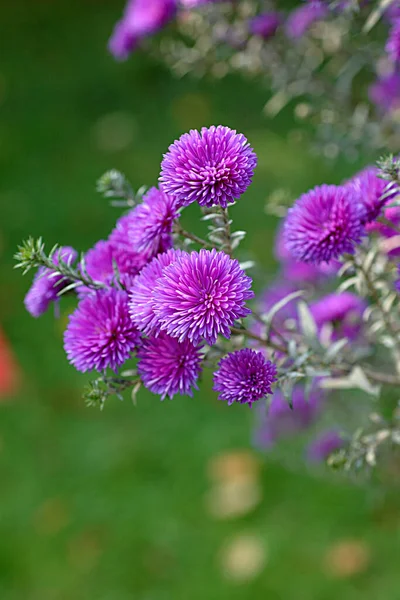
left=249, top=12, right=281, bottom=39
left=349, top=166, right=399, bottom=222
left=386, top=18, right=400, bottom=63
left=309, top=292, right=366, bottom=342
left=285, top=1, right=328, bottom=39
left=254, top=386, right=321, bottom=448
left=369, top=72, right=400, bottom=114
left=109, top=0, right=176, bottom=60
left=24, top=246, right=77, bottom=317
left=367, top=206, right=400, bottom=257
left=83, top=239, right=147, bottom=292
left=159, top=126, right=257, bottom=208
left=122, top=187, right=178, bottom=256
left=64, top=288, right=140, bottom=373
left=307, top=429, right=344, bottom=462
left=137, top=332, right=202, bottom=399
left=284, top=184, right=365, bottom=264
left=213, top=348, right=277, bottom=407
left=129, top=248, right=183, bottom=335
left=153, top=249, right=254, bottom=345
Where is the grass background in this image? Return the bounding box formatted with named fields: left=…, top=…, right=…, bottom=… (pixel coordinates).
left=1, top=1, right=400, bottom=598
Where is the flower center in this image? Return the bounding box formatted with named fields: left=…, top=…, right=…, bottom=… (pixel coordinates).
left=202, top=164, right=230, bottom=187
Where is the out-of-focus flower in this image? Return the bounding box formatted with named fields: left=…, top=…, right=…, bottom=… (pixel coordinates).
left=366, top=206, right=400, bottom=257
left=137, top=332, right=202, bottom=399
left=159, top=125, right=257, bottom=208
left=284, top=184, right=365, bottom=264
left=349, top=166, right=399, bottom=222
left=386, top=18, right=400, bottom=63
left=109, top=0, right=177, bottom=60
left=307, top=429, right=344, bottom=462
left=153, top=249, right=254, bottom=345
left=369, top=72, right=400, bottom=114
left=249, top=12, right=281, bottom=40
left=310, top=292, right=367, bottom=342
left=254, top=386, right=321, bottom=448
left=213, top=348, right=277, bottom=407
left=64, top=289, right=140, bottom=373
left=285, top=1, right=328, bottom=39
left=24, top=246, right=78, bottom=317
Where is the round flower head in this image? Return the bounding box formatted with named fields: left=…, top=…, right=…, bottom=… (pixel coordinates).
left=307, top=429, right=344, bottom=462
left=153, top=249, right=254, bottom=345
left=309, top=292, right=366, bottom=342
left=254, top=386, right=320, bottom=448
left=349, top=166, right=399, bottom=223
left=368, top=206, right=400, bottom=257
left=24, top=246, right=78, bottom=317
left=369, top=72, right=400, bottom=114
left=137, top=332, right=203, bottom=400
left=129, top=248, right=183, bottom=335
left=159, top=125, right=257, bottom=208
left=83, top=239, right=147, bottom=293
left=386, top=18, right=400, bottom=63
left=283, top=184, right=365, bottom=264
left=124, top=187, right=178, bottom=256
left=64, top=288, right=140, bottom=373
left=249, top=12, right=281, bottom=39
left=213, top=348, right=277, bottom=407
left=285, top=1, right=328, bottom=39
left=109, top=0, right=176, bottom=60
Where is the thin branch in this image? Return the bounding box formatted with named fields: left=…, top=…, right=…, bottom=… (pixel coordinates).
left=173, top=222, right=213, bottom=248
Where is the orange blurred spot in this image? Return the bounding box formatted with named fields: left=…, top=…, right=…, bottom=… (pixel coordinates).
left=324, top=539, right=371, bottom=578
left=34, top=497, right=70, bottom=536
left=67, top=530, right=103, bottom=572
left=0, top=328, right=20, bottom=399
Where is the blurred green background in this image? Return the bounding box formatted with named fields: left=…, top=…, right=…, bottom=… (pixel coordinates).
left=1, top=1, right=400, bottom=599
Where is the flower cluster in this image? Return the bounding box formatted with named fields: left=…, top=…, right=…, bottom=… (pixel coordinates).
left=18, top=122, right=400, bottom=472
left=110, top=0, right=400, bottom=157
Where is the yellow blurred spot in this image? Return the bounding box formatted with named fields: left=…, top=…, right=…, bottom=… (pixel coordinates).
left=170, top=93, right=211, bottom=131
left=205, top=479, right=262, bottom=520
left=93, top=111, right=136, bottom=153
left=207, top=450, right=260, bottom=485
left=219, top=533, right=267, bottom=583
left=324, top=539, right=371, bottom=578
left=34, top=497, right=70, bottom=536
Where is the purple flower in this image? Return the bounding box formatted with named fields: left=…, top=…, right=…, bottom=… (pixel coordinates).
left=153, top=249, right=254, bottom=345
left=129, top=248, right=183, bottom=335
left=386, top=18, right=400, bottom=63
left=309, top=292, right=366, bottom=342
left=367, top=206, right=400, bottom=257
left=285, top=1, right=328, bottom=39
left=283, top=184, right=365, bottom=264
left=83, top=239, right=147, bottom=291
left=307, top=429, right=344, bottom=462
left=64, top=288, right=140, bottom=373
left=137, top=332, right=202, bottom=399
left=159, top=125, right=257, bottom=208
left=275, top=223, right=339, bottom=282
left=249, top=12, right=281, bottom=39
left=24, top=246, right=77, bottom=317
left=369, top=72, right=400, bottom=114
left=121, top=187, right=178, bottom=257
left=109, top=0, right=176, bottom=60
left=213, top=348, right=277, bottom=407
left=254, top=386, right=321, bottom=448
left=349, top=166, right=399, bottom=223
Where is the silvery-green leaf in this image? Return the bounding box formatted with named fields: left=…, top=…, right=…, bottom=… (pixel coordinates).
left=239, top=261, right=255, bottom=271
left=261, top=290, right=304, bottom=328
left=363, top=0, right=393, bottom=32
left=297, top=301, right=319, bottom=347
left=325, top=338, right=349, bottom=361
